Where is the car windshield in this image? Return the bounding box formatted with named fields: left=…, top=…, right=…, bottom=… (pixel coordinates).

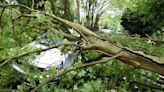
left=34, top=32, right=65, bottom=46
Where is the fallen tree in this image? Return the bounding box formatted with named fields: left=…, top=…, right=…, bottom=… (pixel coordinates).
left=45, top=12, right=164, bottom=75
left=0, top=3, right=164, bottom=75
left=0, top=4, right=164, bottom=91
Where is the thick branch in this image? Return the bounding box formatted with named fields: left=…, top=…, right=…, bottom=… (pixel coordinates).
left=83, top=36, right=164, bottom=75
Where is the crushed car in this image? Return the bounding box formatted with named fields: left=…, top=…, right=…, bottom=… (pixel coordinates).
left=12, top=32, right=79, bottom=75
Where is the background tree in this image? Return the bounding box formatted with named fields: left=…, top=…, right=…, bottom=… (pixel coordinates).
left=81, top=0, right=109, bottom=31
left=76, top=0, right=80, bottom=23
left=116, top=0, right=164, bottom=36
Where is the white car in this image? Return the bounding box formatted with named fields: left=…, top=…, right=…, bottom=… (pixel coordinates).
left=12, top=33, right=77, bottom=74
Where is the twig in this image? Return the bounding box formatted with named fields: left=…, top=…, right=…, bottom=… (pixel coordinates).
left=84, top=53, right=107, bottom=63
left=31, top=51, right=122, bottom=92
left=12, top=13, right=36, bottom=21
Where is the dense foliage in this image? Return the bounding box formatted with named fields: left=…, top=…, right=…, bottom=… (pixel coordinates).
left=0, top=0, right=164, bottom=91
left=114, top=0, right=164, bottom=36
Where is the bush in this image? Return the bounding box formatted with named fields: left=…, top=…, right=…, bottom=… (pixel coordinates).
left=120, top=0, right=164, bottom=37
left=121, top=11, right=159, bottom=37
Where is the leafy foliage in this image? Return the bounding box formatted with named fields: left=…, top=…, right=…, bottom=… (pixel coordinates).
left=0, top=0, right=164, bottom=92
left=112, top=0, right=164, bottom=36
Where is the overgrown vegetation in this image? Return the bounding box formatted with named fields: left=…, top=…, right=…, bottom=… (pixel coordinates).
left=0, top=0, right=164, bottom=92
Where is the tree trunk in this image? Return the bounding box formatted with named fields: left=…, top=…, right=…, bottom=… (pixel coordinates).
left=86, top=0, right=92, bottom=28
left=76, top=0, right=80, bottom=23
left=63, top=0, right=70, bottom=20
left=93, top=14, right=100, bottom=31
left=90, top=4, right=95, bottom=30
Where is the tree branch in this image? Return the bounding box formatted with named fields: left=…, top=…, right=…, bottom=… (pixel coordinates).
left=12, top=13, right=37, bottom=21
left=0, top=44, right=81, bottom=67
